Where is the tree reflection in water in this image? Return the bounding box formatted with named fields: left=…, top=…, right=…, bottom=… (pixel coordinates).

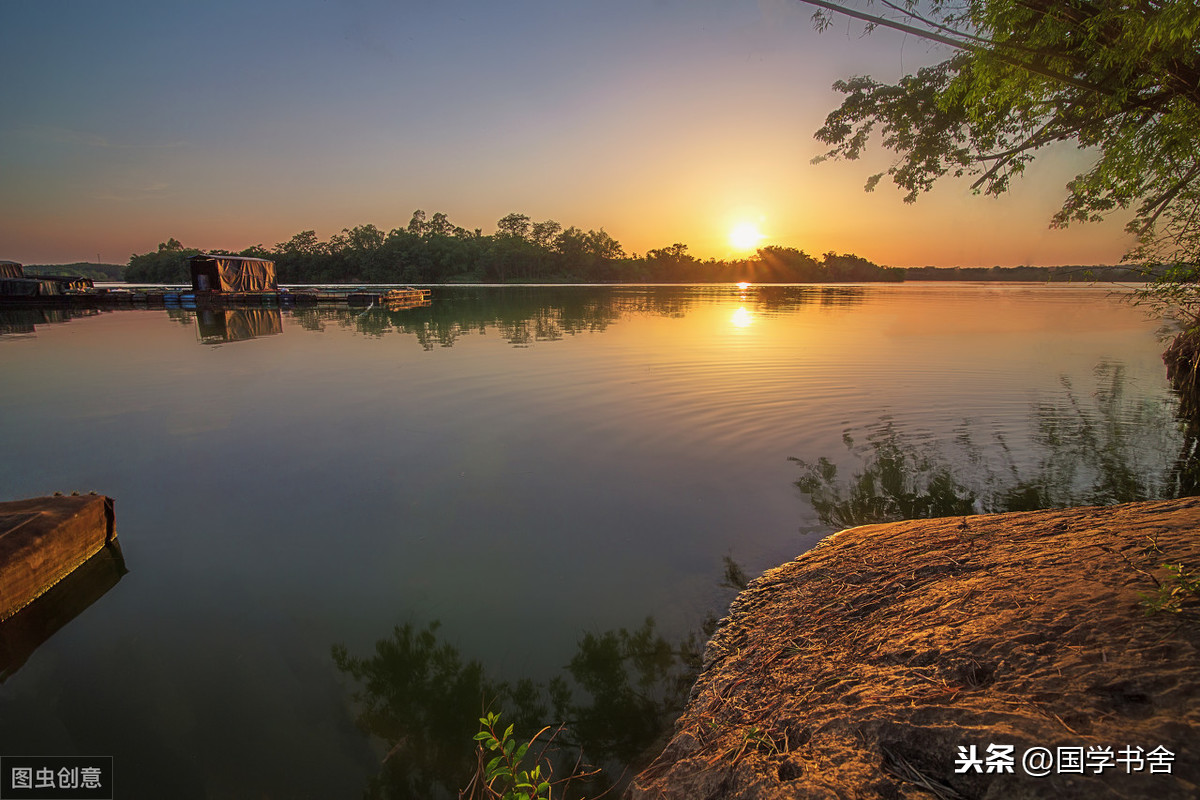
left=333, top=560, right=748, bottom=799
left=792, top=362, right=1200, bottom=529
left=331, top=622, right=549, bottom=800
left=328, top=354, right=1200, bottom=797
left=291, top=284, right=865, bottom=349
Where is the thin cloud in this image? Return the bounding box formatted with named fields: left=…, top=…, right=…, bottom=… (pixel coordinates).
left=15, top=125, right=188, bottom=151
left=93, top=182, right=172, bottom=202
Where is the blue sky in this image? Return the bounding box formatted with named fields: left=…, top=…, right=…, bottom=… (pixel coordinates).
left=1, top=0, right=1134, bottom=266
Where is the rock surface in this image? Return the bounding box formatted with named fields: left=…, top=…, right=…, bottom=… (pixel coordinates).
left=628, top=499, right=1200, bottom=799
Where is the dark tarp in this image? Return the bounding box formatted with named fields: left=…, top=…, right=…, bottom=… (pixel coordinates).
left=188, top=255, right=277, bottom=293
left=0, top=278, right=61, bottom=297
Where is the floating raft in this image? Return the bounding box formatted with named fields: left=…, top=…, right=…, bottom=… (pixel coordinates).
left=346, top=287, right=432, bottom=308
left=0, top=494, right=117, bottom=622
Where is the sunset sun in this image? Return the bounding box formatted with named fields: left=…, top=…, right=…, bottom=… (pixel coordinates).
left=729, top=222, right=764, bottom=252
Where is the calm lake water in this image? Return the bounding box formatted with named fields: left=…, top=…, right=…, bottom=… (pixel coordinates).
left=0, top=283, right=1191, bottom=797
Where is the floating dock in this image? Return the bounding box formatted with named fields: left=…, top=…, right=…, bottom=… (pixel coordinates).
left=0, top=286, right=432, bottom=310
left=0, top=259, right=433, bottom=309
left=0, top=494, right=117, bottom=622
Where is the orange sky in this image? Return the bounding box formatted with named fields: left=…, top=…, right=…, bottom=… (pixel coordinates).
left=1, top=1, right=1135, bottom=268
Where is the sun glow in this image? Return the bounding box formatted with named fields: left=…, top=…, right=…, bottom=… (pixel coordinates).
left=729, top=222, right=764, bottom=252
left=731, top=306, right=754, bottom=328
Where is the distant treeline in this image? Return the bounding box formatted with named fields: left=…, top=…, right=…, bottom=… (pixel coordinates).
left=904, top=265, right=1143, bottom=281
left=112, top=212, right=1143, bottom=285
left=24, top=262, right=125, bottom=281
left=122, top=211, right=904, bottom=285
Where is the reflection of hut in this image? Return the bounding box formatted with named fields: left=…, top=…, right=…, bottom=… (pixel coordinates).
left=188, top=254, right=277, bottom=293
left=0, top=309, right=40, bottom=336
left=0, top=308, right=77, bottom=336
left=196, top=308, right=283, bottom=343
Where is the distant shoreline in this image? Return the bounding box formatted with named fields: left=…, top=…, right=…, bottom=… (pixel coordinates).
left=17, top=263, right=1144, bottom=285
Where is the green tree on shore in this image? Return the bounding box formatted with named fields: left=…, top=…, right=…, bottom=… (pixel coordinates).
left=801, top=0, right=1200, bottom=320
left=125, top=238, right=198, bottom=283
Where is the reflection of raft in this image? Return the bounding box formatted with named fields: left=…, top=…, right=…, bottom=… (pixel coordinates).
left=0, top=494, right=117, bottom=622
left=381, top=296, right=432, bottom=311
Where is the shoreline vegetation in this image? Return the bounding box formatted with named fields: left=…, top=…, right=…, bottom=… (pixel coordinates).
left=629, top=499, right=1200, bottom=799
left=56, top=211, right=1142, bottom=286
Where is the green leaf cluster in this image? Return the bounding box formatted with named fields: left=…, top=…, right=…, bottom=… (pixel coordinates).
left=808, top=0, right=1200, bottom=319
left=1140, top=562, right=1200, bottom=614
left=472, top=713, right=553, bottom=800
left=792, top=362, right=1194, bottom=528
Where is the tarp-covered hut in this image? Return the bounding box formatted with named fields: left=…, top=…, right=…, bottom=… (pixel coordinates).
left=0, top=262, right=93, bottom=300
left=188, top=254, right=277, bottom=293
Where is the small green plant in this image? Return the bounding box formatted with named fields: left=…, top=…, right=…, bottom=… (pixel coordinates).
left=728, top=725, right=780, bottom=763
left=469, top=712, right=553, bottom=800
left=1140, top=562, right=1200, bottom=615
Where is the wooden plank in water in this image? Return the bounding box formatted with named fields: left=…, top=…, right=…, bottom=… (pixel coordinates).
left=0, top=494, right=116, bottom=621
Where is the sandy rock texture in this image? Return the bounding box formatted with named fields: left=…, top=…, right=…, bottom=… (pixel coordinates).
left=628, top=499, right=1200, bottom=799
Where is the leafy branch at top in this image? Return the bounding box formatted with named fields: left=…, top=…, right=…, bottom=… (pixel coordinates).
left=803, top=0, right=1200, bottom=323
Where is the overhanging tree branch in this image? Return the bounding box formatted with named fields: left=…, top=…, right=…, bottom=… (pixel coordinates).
left=968, top=120, right=1059, bottom=190
left=795, top=0, right=1117, bottom=97
left=1135, top=164, right=1200, bottom=238
left=806, top=0, right=1200, bottom=334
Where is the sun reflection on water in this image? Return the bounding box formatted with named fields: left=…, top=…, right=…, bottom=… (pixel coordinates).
left=731, top=306, right=754, bottom=328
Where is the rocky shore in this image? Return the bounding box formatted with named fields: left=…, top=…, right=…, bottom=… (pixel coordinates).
left=628, top=499, right=1200, bottom=799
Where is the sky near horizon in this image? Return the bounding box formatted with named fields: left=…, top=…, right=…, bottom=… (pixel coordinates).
left=2, top=0, right=1135, bottom=268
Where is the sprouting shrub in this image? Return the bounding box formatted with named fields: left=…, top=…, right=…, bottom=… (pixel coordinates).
left=1140, top=562, right=1200, bottom=615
